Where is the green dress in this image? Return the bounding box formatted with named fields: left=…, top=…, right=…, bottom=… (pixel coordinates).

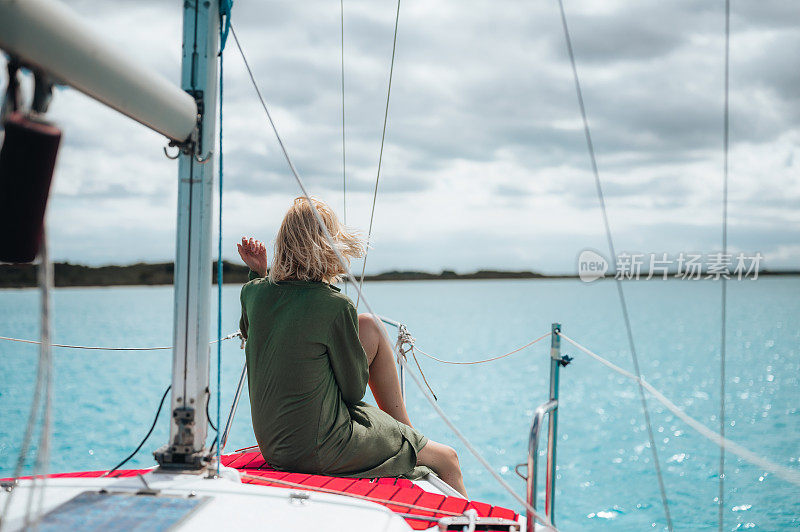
left=239, top=271, right=429, bottom=478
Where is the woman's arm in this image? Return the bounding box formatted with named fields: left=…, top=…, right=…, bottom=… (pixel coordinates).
left=237, top=236, right=267, bottom=278
left=327, top=305, right=369, bottom=405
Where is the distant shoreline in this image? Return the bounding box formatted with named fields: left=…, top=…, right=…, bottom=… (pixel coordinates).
left=0, top=261, right=798, bottom=288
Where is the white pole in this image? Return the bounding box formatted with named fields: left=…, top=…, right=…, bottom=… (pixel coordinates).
left=0, top=0, right=197, bottom=142
left=154, top=0, right=218, bottom=469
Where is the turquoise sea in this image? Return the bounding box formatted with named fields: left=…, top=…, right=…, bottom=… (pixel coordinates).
left=1, top=277, right=798, bottom=530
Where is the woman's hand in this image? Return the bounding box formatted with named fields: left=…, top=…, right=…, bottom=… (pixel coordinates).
left=237, top=236, right=267, bottom=278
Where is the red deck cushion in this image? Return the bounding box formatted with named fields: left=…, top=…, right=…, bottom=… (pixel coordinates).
left=222, top=451, right=519, bottom=530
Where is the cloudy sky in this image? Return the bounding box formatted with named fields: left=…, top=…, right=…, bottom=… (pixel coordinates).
left=5, top=0, right=799, bottom=273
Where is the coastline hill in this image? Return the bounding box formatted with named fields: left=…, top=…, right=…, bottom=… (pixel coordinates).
left=0, top=262, right=796, bottom=288
left=0, top=261, right=557, bottom=288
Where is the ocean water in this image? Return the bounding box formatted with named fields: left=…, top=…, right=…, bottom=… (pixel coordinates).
left=1, top=277, right=798, bottom=530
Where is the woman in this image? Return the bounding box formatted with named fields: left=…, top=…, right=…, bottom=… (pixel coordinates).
left=237, top=197, right=467, bottom=497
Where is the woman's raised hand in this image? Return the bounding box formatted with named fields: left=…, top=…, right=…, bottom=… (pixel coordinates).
left=237, top=236, right=267, bottom=278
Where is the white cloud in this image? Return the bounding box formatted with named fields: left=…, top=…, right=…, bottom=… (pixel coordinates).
left=4, top=0, right=798, bottom=272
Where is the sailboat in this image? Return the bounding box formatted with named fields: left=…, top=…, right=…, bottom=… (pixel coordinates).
left=0, top=0, right=550, bottom=530
left=2, top=1, right=798, bottom=531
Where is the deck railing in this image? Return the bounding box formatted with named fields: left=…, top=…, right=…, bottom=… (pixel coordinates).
left=523, top=323, right=571, bottom=532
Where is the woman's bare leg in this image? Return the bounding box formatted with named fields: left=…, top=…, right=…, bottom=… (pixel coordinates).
left=358, top=315, right=467, bottom=497
left=417, top=441, right=468, bottom=497
left=358, top=313, right=412, bottom=427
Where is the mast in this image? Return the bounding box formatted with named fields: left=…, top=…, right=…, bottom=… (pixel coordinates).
left=154, top=0, right=219, bottom=469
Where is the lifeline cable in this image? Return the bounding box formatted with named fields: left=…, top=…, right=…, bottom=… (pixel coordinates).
left=0, top=331, right=241, bottom=351
left=228, top=23, right=555, bottom=530
left=555, top=1, right=672, bottom=528
left=413, top=332, right=552, bottom=365
left=0, top=336, right=170, bottom=350
left=558, top=332, right=800, bottom=487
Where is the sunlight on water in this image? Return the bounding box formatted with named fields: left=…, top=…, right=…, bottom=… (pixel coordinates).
left=1, top=277, right=799, bottom=530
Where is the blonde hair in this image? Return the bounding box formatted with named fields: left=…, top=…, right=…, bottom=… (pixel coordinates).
left=269, top=197, right=365, bottom=284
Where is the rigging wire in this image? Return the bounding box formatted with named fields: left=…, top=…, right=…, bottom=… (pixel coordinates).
left=340, top=0, right=348, bottom=298
left=103, top=385, right=172, bottom=478
left=719, top=1, right=731, bottom=529
left=228, top=23, right=555, bottom=530
left=555, top=1, right=673, bottom=528
left=356, top=0, right=401, bottom=308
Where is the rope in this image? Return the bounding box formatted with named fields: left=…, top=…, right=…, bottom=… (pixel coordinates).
left=0, top=331, right=242, bottom=351
left=719, top=1, right=731, bottom=528
left=557, top=332, right=800, bottom=487
left=0, top=237, right=55, bottom=531
left=394, top=325, right=437, bottom=400
left=239, top=473, right=464, bottom=517
left=228, top=25, right=555, bottom=529
left=0, top=312, right=45, bottom=526
left=356, top=0, right=401, bottom=308
left=555, top=1, right=672, bottom=528
left=31, top=234, right=54, bottom=528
